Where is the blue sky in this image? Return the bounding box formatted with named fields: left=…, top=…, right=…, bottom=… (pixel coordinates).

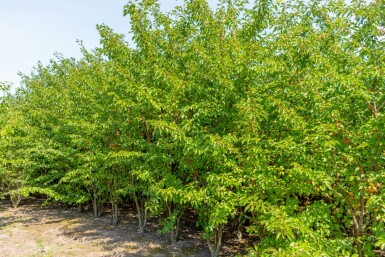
left=0, top=0, right=218, bottom=87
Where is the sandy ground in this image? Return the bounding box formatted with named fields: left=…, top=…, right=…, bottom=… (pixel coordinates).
left=0, top=200, right=250, bottom=257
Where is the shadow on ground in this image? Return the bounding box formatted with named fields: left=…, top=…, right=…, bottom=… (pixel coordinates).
left=0, top=199, right=253, bottom=257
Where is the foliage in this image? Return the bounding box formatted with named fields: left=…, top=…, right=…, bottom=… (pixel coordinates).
left=1, top=0, right=385, bottom=256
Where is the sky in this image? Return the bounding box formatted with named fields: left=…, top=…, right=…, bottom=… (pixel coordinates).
left=0, top=0, right=218, bottom=88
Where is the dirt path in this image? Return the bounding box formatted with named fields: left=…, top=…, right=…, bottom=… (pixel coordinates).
left=0, top=200, right=212, bottom=257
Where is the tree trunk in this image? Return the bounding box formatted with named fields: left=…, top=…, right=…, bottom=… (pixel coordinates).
left=175, top=211, right=182, bottom=241
left=207, top=225, right=224, bottom=257
left=167, top=202, right=176, bottom=243
left=347, top=194, right=365, bottom=257
left=134, top=195, right=147, bottom=233
left=92, top=196, right=102, bottom=218
left=236, top=208, right=244, bottom=241
left=78, top=203, right=84, bottom=213
left=112, top=202, right=118, bottom=226
left=236, top=221, right=243, bottom=241
left=166, top=202, right=183, bottom=244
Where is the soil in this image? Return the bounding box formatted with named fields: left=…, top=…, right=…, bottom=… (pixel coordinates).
left=0, top=199, right=252, bottom=257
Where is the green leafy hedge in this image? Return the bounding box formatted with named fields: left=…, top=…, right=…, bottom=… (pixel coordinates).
left=1, top=1, right=384, bottom=256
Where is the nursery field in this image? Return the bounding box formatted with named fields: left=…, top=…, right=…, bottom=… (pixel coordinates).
left=1, top=0, right=385, bottom=256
